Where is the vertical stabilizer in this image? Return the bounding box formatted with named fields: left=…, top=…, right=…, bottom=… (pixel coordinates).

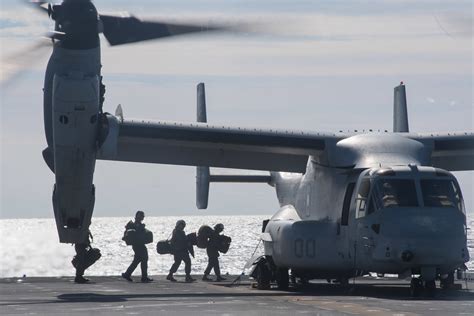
left=393, top=82, right=409, bottom=132
left=197, top=82, right=207, bottom=123
left=196, top=166, right=210, bottom=209
left=196, top=82, right=209, bottom=209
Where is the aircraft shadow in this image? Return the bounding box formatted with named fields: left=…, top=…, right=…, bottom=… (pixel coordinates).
left=280, top=282, right=474, bottom=301
left=53, top=283, right=474, bottom=303
left=56, top=291, right=293, bottom=303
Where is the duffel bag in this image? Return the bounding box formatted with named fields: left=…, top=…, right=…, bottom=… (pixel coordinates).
left=218, top=235, right=232, bottom=254
left=156, top=240, right=172, bottom=254
left=197, top=225, right=214, bottom=249
left=122, top=228, right=136, bottom=245
left=71, top=247, right=101, bottom=269
left=142, top=229, right=153, bottom=244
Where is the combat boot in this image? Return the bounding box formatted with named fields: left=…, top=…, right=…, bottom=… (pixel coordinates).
left=74, top=276, right=89, bottom=284
left=216, top=276, right=227, bottom=282
left=202, top=275, right=212, bottom=281
left=185, top=275, right=196, bottom=283
left=141, top=277, right=153, bottom=283
left=167, top=274, right=177, bottom=282
left=121, top=273, right=133, bottom=282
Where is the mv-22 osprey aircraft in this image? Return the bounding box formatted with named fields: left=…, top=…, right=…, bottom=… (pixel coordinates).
left=27, top=0, right=472, bottom=296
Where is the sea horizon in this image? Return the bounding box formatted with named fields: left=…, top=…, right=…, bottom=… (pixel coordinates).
left=1, top=214, right=472, bottom=278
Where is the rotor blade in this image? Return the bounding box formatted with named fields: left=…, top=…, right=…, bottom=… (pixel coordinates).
left=1, top=39, right=52, bottom=88
left=99, top=14, right=224, bottom=46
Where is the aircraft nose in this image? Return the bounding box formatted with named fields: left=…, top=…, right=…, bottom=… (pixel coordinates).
left=374, top=208, right=469, bottom=265
left=381, top=208, right=466, bottom=238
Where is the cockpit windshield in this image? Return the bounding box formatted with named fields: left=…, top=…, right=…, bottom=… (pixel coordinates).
left=354, top=169, right=466, bottom=219
left=420, top=179, right=464, bottom=211
left=373, top=179, right=418, bottom=208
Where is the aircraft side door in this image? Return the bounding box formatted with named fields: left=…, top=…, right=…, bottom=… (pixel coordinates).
left=354, top=178, right=377, bottom=269
left=338, top=182, right=355, bottom=264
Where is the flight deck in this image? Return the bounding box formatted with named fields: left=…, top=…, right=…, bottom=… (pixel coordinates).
left=1, top=275, right=473, bottom=316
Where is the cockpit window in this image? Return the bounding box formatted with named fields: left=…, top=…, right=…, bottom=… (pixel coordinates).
left=420, top=179, right=465, bottom=212
left=373, top=179, right=418, bottom=208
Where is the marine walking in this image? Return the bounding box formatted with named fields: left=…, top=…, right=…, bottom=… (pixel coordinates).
left=72, top=230, right=101, bottom=284
left=167, top=220, right=195, bottom=282
left=203, top=223, right=227, bottom=281
left=74, top=216, right=232, bottom=284
left=122, top=211, right=154, bottom=283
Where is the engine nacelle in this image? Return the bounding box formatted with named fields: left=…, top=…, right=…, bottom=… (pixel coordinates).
left=51, top=72, right=99, bottom=243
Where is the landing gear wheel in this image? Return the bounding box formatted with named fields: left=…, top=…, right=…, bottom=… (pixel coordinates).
left=336, top=277, right=349, bottom=288
left=290, top=273, right=296, bottom=285
left=424, top=280, right=436, bottom=297
left=440, top=273, right=454, bottom=290
left=410, top=277, right=423, bottom=297
left=255, top=262, right=271, bottom=290
left=275, top=268, right=289, bottom=290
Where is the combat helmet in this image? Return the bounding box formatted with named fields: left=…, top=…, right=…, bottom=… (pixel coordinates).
left=214, top=223, right=224, bottom=233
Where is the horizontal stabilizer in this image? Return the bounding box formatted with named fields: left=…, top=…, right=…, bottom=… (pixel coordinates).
left=197, top=171, right=272, bottom=209
left=210, top=174, right=271, bottom=183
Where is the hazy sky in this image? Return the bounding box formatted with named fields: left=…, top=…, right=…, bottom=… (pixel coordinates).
left=1, top=0, right=473, bottom=218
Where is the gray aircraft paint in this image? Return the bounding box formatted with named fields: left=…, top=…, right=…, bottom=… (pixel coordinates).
left=44, top=44, right=102, bottom=243
left=96, top=83, right=472, bottom=282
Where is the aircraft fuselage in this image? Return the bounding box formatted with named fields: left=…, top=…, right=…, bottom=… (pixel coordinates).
left=264, top=152, right=469, bottom=281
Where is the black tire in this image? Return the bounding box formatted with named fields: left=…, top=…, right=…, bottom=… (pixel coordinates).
left=440, top=272, right=454, bottom=290
left=410, top=277, right=423, bottom=297
left=256, top=262, right=271, bottom=290
left=336, top=277, right=349, bottom=288
left=425, top=280, right=436, bottom=297
left=275, top=268, right=289, bottom=290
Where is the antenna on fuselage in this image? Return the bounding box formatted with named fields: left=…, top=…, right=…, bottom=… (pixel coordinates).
left=393, top=82, right=409, bottom=133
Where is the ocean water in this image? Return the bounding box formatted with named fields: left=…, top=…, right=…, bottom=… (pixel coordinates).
left=0, top=216, right=265, bottom=278
left=0, top=215, right=472, bottom=278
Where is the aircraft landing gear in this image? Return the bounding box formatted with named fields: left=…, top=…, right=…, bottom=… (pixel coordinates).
left=424, top=280, right=436, bottom=297
left=410, top=277, right=423, bottom=297
left=275, top=267, right=289, bottom=290
left=410, top=277, right=437, bottom=297
left=252, top=258, right=271, bottom=290
left=335, top=277, right=350, bottom=287
left=440, top=272, right=454, bottom=290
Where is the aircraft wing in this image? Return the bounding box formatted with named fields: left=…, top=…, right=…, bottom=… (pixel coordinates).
left=97, top=117, right=344, bottom=173
left=408, top=132, right=474, bottom=171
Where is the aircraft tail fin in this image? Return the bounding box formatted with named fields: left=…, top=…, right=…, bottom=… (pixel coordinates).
left=196, top=82, right=210, bottom=209
left=197, top=82, right=207, bottom=123
left=393, top=82, right=409, bottom=132
left=194, top=82, right=271, bottom=209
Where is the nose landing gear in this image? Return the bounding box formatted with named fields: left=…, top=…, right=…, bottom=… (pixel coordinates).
left=410, top=277, right=424, bottom=297
left=440, top=272, right=455, bottom=290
